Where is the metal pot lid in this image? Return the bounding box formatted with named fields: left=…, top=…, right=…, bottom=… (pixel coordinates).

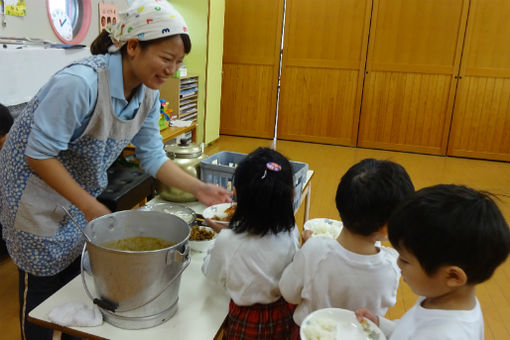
left=138, top=203, right=196, bottom=225
left=164, top=142, right=202, bottom=158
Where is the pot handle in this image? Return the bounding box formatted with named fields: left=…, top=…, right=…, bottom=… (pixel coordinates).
left=80, top=243, right=119, bottom=312
left=167, top=242, right=190, bottom=265
left=111, top=245, right=191, bottom=313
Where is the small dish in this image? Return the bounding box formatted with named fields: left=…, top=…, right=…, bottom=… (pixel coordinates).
left=304, top=218, right=343, bottom=239
left=300, top=308, right=385, bottom=340
left=189, top=226, right=217, bottom=252
left=202, top=203, right=236, bottom=226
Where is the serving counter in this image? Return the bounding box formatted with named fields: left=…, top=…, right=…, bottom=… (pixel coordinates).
left=27, top=170, right=314, bottom=339
left=28, top=251, right=229, bottom=340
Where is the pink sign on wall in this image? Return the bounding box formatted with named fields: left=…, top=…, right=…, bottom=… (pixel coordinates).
left=98, top=3, right=118, bottom=31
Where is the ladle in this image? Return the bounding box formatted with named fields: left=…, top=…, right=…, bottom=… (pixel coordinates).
left=60, top=206, right=93, bottom=243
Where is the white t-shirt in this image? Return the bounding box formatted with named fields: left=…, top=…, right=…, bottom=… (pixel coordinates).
left=279, top=236, right=400, bottom=325
left=202, top=227, right=300, bottom=306
left=379, top=296, right=484, bottom=340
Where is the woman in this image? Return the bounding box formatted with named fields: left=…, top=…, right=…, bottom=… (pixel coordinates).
left=0, top=1, right=229, bottom=339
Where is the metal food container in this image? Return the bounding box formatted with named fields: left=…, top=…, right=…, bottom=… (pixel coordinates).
left=81, top=210, right=190, bottom=329
left=157, top=141, right=207, bottom=202
left=138, top=202, right=196, bottom=226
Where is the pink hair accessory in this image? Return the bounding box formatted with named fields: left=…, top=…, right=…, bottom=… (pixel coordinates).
left=266, top=162, right=282, bottom=172
left=262, top=162, right=281, bottom=179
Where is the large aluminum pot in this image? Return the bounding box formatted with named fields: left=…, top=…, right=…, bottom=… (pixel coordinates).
left=81, top=210, right=190, bottom=329
left=156, top=140, right=207, bottom=202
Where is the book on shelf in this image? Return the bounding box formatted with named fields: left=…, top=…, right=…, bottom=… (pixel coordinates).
left=181, top=112, right=197, bottom=121
left=180, top=88, right=198, bottom=98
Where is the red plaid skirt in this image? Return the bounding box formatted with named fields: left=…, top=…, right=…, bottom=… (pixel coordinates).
left=223, top=298, right=300, bottom=340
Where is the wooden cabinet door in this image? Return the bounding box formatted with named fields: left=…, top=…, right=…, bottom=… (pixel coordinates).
left=277, top=0, right=372, bottom=146
left=358, top=0, right=469, bottom=154
left=219, top=0, right=284, bottom=139
left=447, top=0, right=510, bottom=161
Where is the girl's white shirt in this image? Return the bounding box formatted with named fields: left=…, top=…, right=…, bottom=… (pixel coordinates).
left=202, top=226, right=300, bottom=306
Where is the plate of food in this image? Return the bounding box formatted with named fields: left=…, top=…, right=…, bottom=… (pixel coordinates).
left=189, top=226, right=217, bottom=252
left=202, top=203, right=236, bottom=226
left=300, top=308, right=385, bottom=340
left=304, top=218, right=343, bottom=239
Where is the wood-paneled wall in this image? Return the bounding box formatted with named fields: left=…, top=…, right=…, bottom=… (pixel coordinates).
left=357, top=0, right=469, bottom=154
left=276, top=0, right=372, bottom=146
left=447, top=0, right=510, bottom=161
left=220, top=0, right=510, bottom=162
left=219, top=0, right=283, bottom=139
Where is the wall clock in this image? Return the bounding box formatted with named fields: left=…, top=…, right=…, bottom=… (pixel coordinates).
left=47, top=0, right=92, bottom=44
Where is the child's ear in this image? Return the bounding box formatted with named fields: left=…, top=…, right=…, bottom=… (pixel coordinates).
left=444, top=266, right=468, bottom=287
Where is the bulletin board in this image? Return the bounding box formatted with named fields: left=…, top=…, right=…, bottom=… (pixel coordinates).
left=0, top=46, right=90, bottom=106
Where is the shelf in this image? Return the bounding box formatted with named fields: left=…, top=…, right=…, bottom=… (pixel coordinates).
left=181, top=85, right=198, bottom=91
left=159, top=74, right=199, bottom=121
left=180, top=109, right=197, bottom=116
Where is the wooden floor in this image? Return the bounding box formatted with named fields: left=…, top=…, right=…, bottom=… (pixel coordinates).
left=1, top=135, right=510, bottom=339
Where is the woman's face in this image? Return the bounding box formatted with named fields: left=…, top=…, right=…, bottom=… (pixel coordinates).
left=128, top=35, right=185, bottom=90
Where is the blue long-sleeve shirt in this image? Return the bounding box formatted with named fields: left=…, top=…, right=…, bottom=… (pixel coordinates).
left=25, top=52, right=168, bottom=177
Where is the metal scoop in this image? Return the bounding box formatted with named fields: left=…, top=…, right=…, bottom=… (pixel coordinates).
left=60, top=205, right=93, bottom=243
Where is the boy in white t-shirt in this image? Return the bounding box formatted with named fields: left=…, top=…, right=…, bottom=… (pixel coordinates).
left=356, top=184, right=510, bottom=340
left=279, top=158, right=414, bottom=334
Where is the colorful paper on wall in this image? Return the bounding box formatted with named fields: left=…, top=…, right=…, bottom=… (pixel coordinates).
left=98, top=3, right=118, bottom=32
left=4, top=0, right=26, bottom=16
left=0, top=1, right=4, bottom=15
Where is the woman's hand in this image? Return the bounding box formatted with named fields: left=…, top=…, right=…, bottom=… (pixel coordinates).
left=156, top=160, right=232, bottom=206
left=195, top=183, right=231, bottom=206
left=354, top=308, right=379, bottom=326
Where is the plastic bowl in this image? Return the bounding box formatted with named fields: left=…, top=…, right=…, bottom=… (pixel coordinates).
left=300, top=308, right=386, bottom=340
left=304, top=218, right=343, bottom=239
left=189, top=226, right=217, bottom=253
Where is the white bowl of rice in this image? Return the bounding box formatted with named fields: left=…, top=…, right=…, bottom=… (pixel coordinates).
left=300, top=308, right=385, bottom=340
left=304, top=218, right=343, bottom=239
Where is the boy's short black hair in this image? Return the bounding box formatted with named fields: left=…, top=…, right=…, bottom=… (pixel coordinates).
left=388, top=184, right=510, bottom=284
left=0, top=103, right=13, bottom=136
left=231, top=147, right=295, bottom=236
left=335, top=158, right=414, bottom=236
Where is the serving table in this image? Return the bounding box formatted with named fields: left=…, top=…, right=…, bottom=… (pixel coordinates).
left=28, top=251, right=229, bottom=340
left=27, top=170, right=314, bottom=339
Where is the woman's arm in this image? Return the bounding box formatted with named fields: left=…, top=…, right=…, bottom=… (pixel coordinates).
left=26, top=156, right=111, bottom=222
left=156, top=159, right=231, bottom=206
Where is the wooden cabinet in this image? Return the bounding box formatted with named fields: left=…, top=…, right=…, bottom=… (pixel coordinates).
left=220, top=0, right=510, bottom=161
left=160, top=75, right=199, bottom=121
left=220, top=0, right=284, bottom=139
left=357, top=0, right=469, bottom=155
left=277, top=0, right=372, bottom=146
left=447, top=0, right=510, bottom=161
